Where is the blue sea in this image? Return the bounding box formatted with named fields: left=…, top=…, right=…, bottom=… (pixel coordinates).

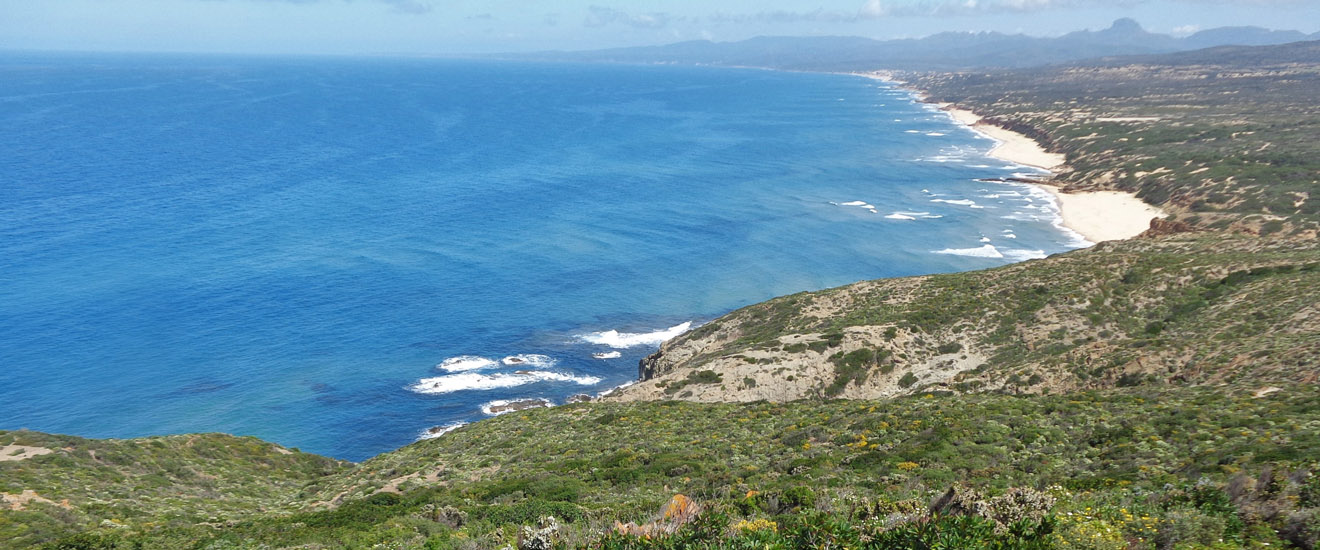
left=0, top=52, right=1084, bottom=460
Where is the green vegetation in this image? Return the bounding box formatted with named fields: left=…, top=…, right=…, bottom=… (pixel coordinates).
left=0, top=431, right=346, bottom=548
left=826, top=348, right=890, bottom=395
left=4, top=388, right=1319, bottom=548
left=640, top=233, right=1320, bottom=399
left=662, top=369, right=723, bottom=396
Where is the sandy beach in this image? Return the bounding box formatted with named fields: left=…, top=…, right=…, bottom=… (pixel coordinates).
left=855, top=71, right=1164, bottom=243
left=941, top=106, right=1065, bottom=172
left=940, top=105, right=1164, bottom=242
left=1036, top=184, right=1167, bottom=243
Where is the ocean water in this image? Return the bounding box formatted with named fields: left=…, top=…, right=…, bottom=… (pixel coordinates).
left=0, top=53, right=1084, bottom=460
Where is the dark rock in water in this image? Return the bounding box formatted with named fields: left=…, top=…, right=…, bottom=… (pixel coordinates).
left=487, top=399, right=550, bottom=415
left=566, top=394, right=594, bottom=404
left=504, top=356, right=527, bottom=365
left=424, top=424, right=466, bottom=437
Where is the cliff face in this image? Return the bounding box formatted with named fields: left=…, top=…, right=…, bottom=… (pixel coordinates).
left=612, top=234, right=1320, bottom=403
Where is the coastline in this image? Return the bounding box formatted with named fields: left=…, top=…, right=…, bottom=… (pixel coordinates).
left=942, top=104, right=1166, bottom=243
left=856, top=71, right=1164, bottom=244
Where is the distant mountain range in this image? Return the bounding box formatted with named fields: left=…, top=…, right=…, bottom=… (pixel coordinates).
left=507, top=18, right=1320, bottom=70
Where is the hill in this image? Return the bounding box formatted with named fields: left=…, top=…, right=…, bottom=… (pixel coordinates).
left=512, top=19, right=1320, bottom=71
left=617, top=234, right=1318, bottom=403
left=5, top=389, right=1319, bottom=548
left=0, top=431, right=346, bottom=547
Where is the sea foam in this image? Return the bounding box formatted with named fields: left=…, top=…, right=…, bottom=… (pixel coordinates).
left=834, top=200, right=879, bottom=213
left=436, top=355, right=499, bottom=372
left=501, top=354, right=556, bottom=368
left=1002, top=249, right=1048, bottom=261
left=933, top=245, right=1004, bottom=258
left=885, top=211, right=942, bottom=220
left=579, top=322, right=692, bottom=349
left=409, top=371, right=602, bottom=395
left=481, top=398, right=553, bottom=416
left=417, top=422, right=467, bottom=440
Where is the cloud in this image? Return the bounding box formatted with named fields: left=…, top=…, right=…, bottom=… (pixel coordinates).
left=861, top=0, right=1059, bottom=17
left=708, top=10, right=859, bottom=24
left=585, top=6, right=864, bottom=29
left=584, top=6, right=682, bottom=29
left=1171, top=24, right=1201, bottom=35
left=856, top=0, right=1300, bottom=18
left=217, top=0, right=435, bottom=15
left=377, top=0, right=432, bottom=15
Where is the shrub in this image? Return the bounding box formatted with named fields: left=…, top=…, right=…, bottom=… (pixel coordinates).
left=781, top=486, right=815, bottom=509
left=1282, top=509, right=1320, bottom=550
left=1300, top=471, right=1320, bottom=507
left=1055, top=517, right=1128, bottom=550
left=691, top=370, right=721, bottom=384
left=1157, top=508, right=1230, bottom=549
left=663, top=370, right=723, bottom=394
left=899, top=372, right=919, bottom=388
left=937, top=342, right=963, bottom=354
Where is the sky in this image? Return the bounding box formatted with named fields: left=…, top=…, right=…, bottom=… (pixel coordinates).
left=2, top=0, right=1319, bottom=56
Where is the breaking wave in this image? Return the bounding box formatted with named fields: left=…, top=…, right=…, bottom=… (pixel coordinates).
left=436, top=355, right=499, bottom=372
left=579, top=322, right=692, bottom=349
left=833, top=200, right=879, bottom=213
left=1002, top=249, right=1048, bottom=261
left=481, top=398, right=553, bottom=416
left=417, top=422, right=467, bottom=441
left=501, top=354, right=556, bottom=368
left=933, top=244, right=1003, bottom=258
left=885, top=211, right=942, bottom=220
left=409, top=371, right=602, bottom=395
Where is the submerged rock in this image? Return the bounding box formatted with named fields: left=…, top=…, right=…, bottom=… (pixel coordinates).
left=486, top=399, right=551, bottom=415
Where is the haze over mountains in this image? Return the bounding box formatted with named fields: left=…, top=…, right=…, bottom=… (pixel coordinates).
left=512, top=18, right=1320, bottom=70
